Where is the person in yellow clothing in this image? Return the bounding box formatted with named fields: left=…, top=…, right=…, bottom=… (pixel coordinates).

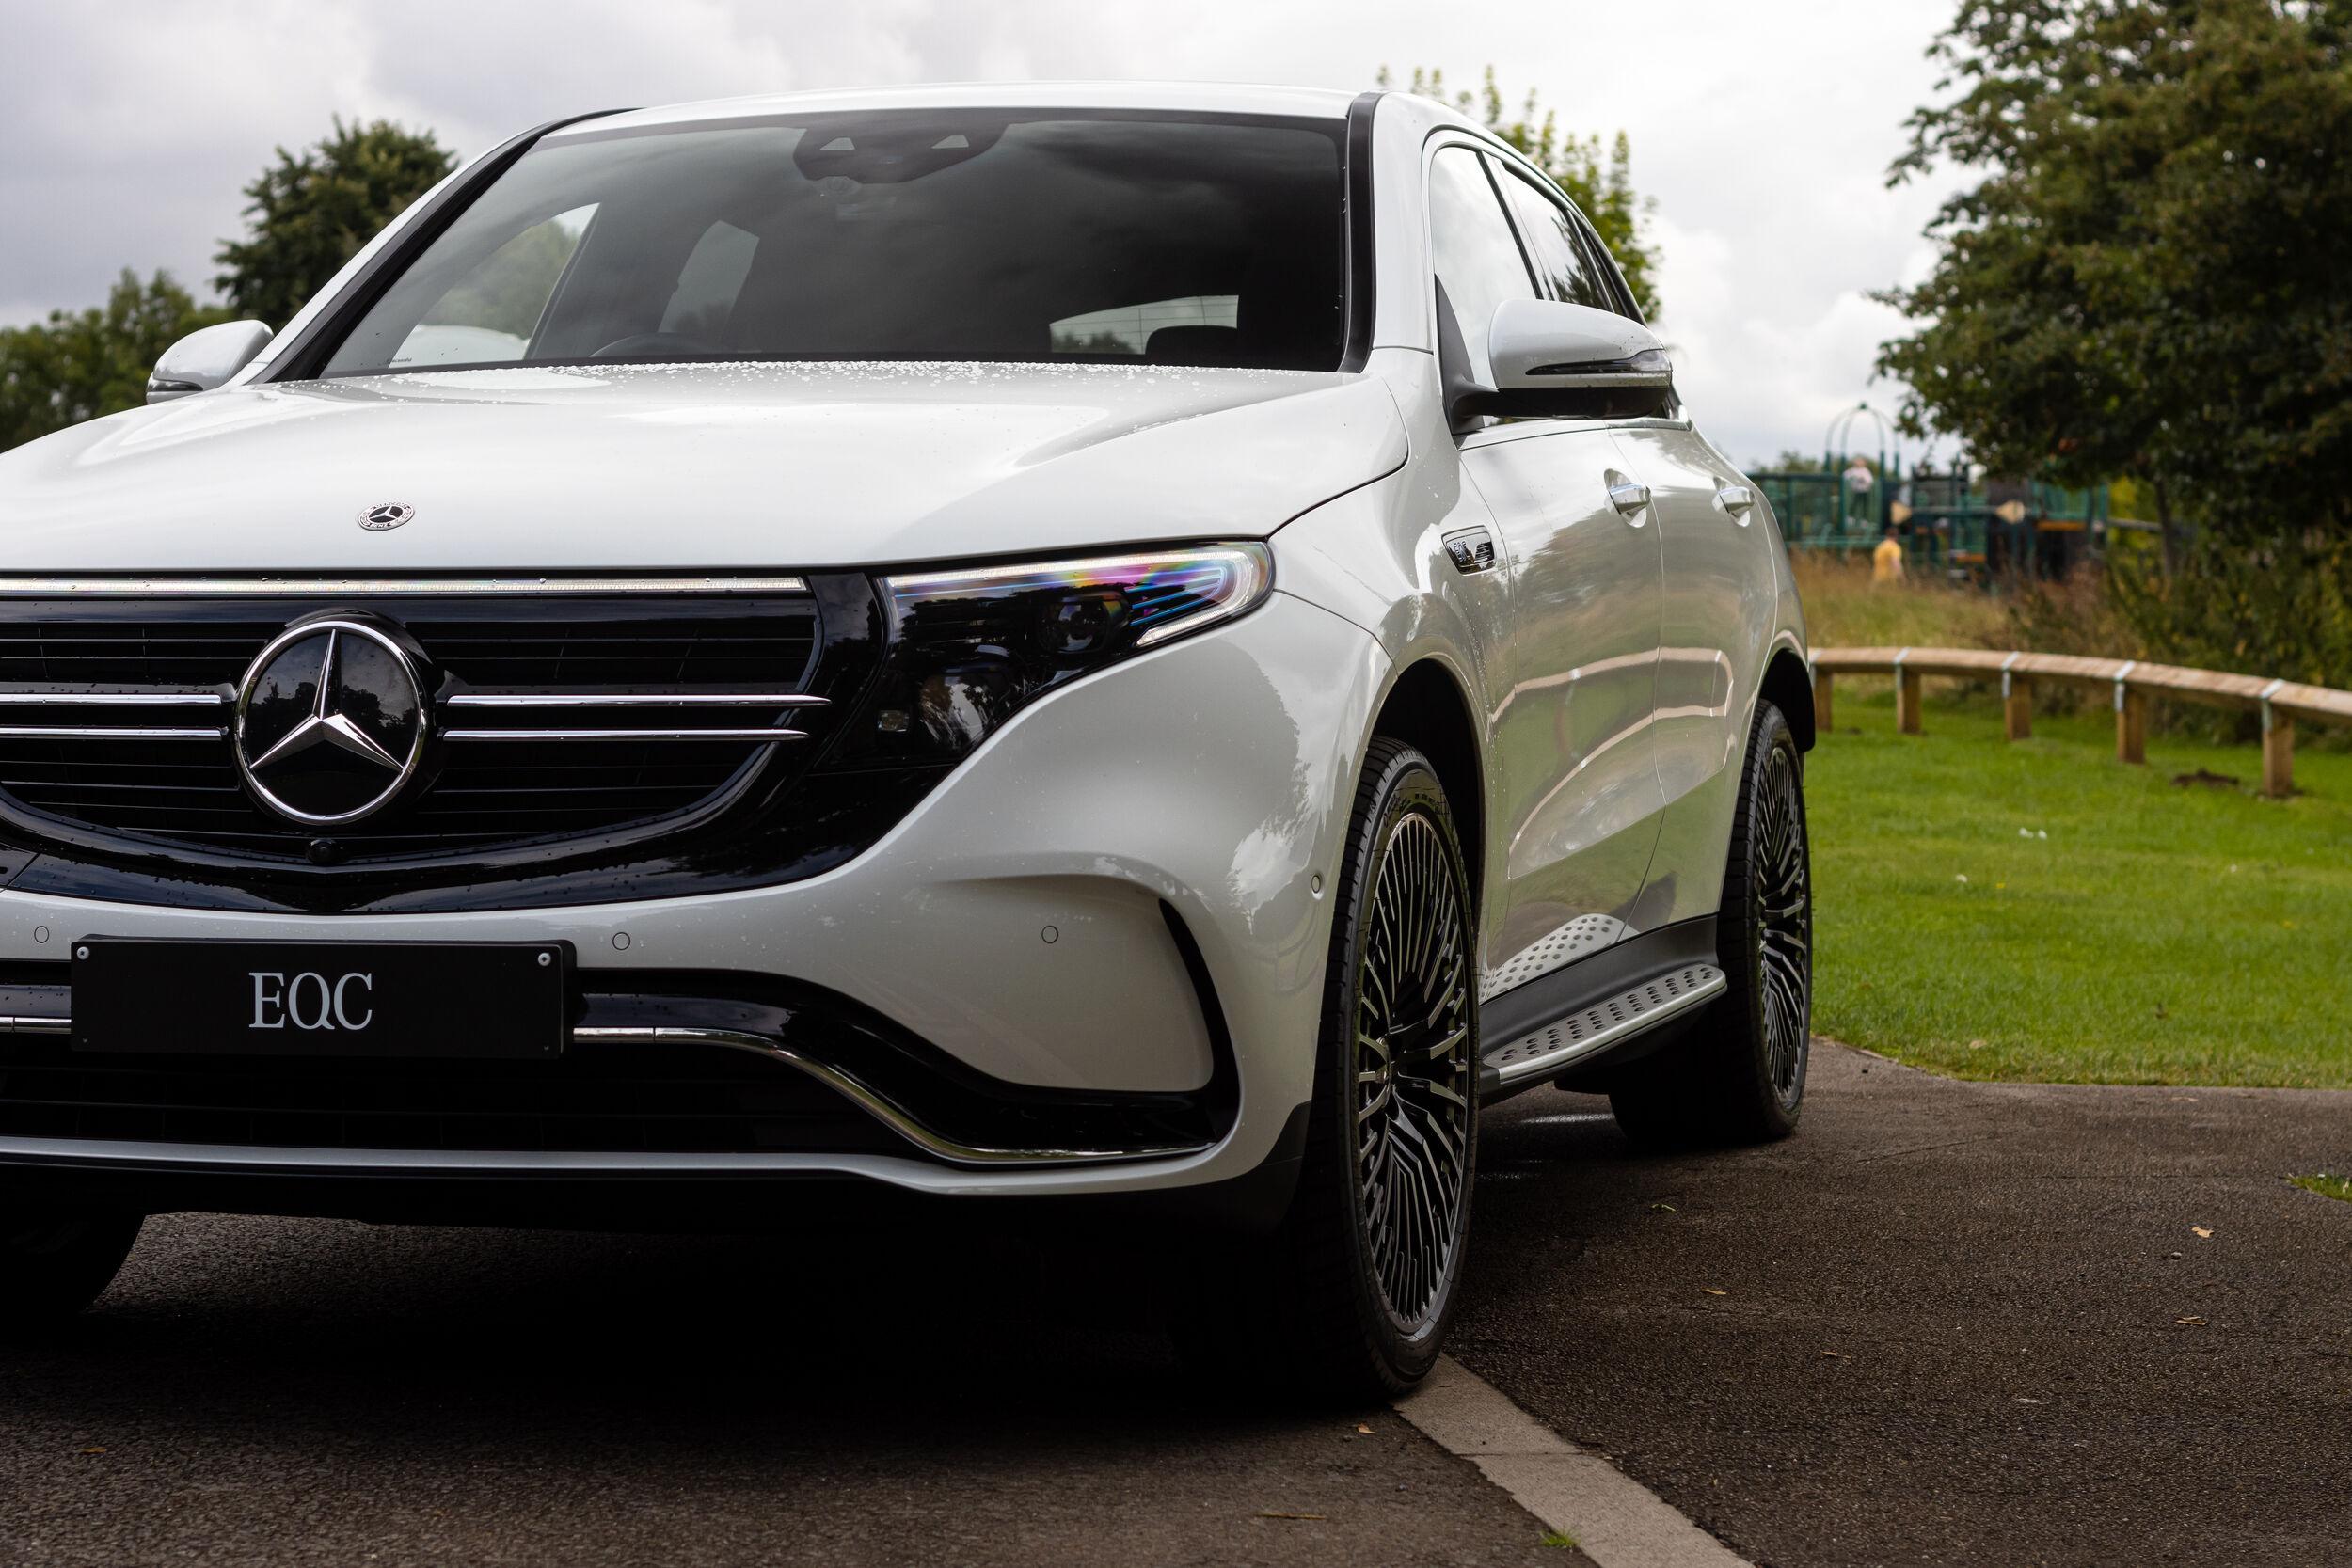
left=1871, top=526, right=1907, bottom=584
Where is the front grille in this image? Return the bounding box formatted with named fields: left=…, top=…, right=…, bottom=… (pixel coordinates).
left=0, top=1037, right=904, bottom=1156
left=0, top=735, right=770, bottom=855
left=0, top=592, right=826, bottom=863
left=0, top=606, right=817, bottom=689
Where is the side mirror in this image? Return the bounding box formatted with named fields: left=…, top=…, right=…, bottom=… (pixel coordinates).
left=1459, top=299, right=1673, bottom=422
left=146, top=320, right=274, bottom=404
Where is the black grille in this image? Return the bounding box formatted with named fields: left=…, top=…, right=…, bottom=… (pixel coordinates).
left=0, top=594, right=822, bottom=862
left=0, top=735, right=771, bottom=856
left=0, top=605, right=817, bottom=689
left=0, top=1037, right=902, bottom=1156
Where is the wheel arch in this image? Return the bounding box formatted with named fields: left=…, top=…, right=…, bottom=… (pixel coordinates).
left=1367, top=656, right=1486, bottom=911
left=1759, top=644, right=1816, bottom=752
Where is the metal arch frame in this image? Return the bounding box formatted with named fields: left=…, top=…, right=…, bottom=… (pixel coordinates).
left=1823, top=401, right=1899, bottom=474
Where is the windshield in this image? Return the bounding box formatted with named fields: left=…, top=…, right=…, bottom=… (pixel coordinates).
left=320, top=111, right=1350, bottom=376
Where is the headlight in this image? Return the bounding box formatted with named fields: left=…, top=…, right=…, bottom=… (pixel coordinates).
left=825, top=543, right=1272, bottom=765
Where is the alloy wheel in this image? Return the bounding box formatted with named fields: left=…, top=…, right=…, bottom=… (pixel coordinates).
left=1755, top=744, right=1811, bottom=1101
left=1354, top=808, right=1474, bottom=1329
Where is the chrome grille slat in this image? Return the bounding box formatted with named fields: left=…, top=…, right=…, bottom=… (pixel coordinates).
left=440, top=728, right=806, bottom=744
left=442, top=691, right=826, bottom=708
left=0, top=725, right=225, bottom=741
left=0, top=576, right=810, bottom=597
left=0, top=689, right=227, bottom=706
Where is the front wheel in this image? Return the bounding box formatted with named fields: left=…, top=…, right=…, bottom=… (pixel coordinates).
left=1611, top=700, right=1812, bottom=1147
left=0, top=1209, right=142, bottom=1336
left=1176, top=739, right=1478, bottom=1398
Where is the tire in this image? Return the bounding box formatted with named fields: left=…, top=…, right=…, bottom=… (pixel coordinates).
left=0, top=1209, right=142, bottom=1335
left=1175, top=739, right=1479, bottom=1399
left=1610, top=700, right=1812, bottom=1148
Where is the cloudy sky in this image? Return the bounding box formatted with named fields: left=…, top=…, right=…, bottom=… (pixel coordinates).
left=0, top=0, right=1970, bottom=467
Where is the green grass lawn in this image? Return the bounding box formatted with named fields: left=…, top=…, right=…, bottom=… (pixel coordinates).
left=1809, top=684, right=2352, bottom=1087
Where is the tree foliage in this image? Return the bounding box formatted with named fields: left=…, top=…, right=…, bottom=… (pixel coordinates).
left=0, top=271, right=228, bottom=451
left=1381, top=67, right=1661, bottom=319
left=1877, top=1, right=2352, bottom=555
left=2111, top=531, right=2352, bottom=688
left=215, top=118, right=456, bottom=326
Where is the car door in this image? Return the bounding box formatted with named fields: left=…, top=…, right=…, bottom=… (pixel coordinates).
left=1620, top=418, right=1776, bottom=928
left=1428, top=144, right=1666, bottom=992
left=1489, top=161, right=1758, bottom=936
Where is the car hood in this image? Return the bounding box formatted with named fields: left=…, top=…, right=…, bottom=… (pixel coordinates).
left=0, top=362, right=1406, bottom=573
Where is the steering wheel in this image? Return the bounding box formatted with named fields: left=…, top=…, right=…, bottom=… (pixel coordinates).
left=589, top=332, right=717, bottom=361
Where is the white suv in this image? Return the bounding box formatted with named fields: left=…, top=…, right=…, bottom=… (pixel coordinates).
left=0, top=84, right=1812, bottom=1395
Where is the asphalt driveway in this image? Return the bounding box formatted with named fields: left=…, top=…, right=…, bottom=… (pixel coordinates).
left=3, top=1041, right=2345, bottom=1567
left=1461, top=1044, right=2352, bottom=1567
left=0, top=1216, right=1568, bottom=1568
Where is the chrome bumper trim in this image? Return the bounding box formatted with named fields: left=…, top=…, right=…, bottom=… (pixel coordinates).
left=570, top=1026, right=1203, bottom=1167
left=0, top=1135, right=909, bottom=1177
left=0, top=1016, right=1207, bottom=1171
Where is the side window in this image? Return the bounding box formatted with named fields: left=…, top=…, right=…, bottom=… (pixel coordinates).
left=1567, top=212, right=1643, bottom=322
left=661, top=222, right=760, bottom=340
left=1426, top=146, right=1536, bottom=387
left=390, top=204, right=596, bottom=368
left=1492, top=167, right=1613, bottom=314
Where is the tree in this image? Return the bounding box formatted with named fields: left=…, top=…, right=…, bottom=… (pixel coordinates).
left=1380, top=67, right=1661, bottom=319
left=0, top=271, right=228, bottom=451
left=1876, top=1, right=2352, bottom=572
left=215, top=118, right=455, bottom=326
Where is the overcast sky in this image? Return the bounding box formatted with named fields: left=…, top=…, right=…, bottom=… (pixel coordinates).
left=0, top=0, right=1970, bottom=467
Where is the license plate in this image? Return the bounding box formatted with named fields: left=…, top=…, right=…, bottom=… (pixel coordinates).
left=69, top=939, right=570, bottom=1059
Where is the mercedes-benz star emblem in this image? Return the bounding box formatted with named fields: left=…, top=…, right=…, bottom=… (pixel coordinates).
left=358, top=503, right=415, bottom=531
left=234, top=619, right=427, bottom=826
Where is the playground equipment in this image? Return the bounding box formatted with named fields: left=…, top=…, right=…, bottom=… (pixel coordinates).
left=1756, top=401, right=2138, bottom=577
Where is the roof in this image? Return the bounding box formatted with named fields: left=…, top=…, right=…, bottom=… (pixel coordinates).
left=548, top=82, right=1361, bottom=142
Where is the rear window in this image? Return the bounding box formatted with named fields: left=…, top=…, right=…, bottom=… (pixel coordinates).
left=322, top=112, right=1350, bottom=375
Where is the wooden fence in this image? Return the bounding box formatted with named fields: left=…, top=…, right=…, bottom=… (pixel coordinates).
left=1806, top=647, right=2352, bottom=798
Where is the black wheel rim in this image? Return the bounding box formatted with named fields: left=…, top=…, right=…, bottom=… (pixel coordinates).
left=1355, top=808, right=1472, bottom=1330
left=1756, top=744, right=1811, bottom=1100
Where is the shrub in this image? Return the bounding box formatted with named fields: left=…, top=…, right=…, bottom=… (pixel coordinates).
left=2109, top=531, right=2352, bottom=692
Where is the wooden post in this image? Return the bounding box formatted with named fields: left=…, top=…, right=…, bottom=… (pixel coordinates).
left=2115, top=684, right=2147, bottom=765
left=1812, top=668, right=1835, bottom=735
left=1897, top=667, right=1923, bottom=735
left=2263, top=705, right=2295, bottom=799
left=2003, top=672, right=2033, bottom=741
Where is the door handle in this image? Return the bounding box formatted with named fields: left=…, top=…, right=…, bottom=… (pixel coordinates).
left=1607, top=480, right=1650, bottom=518
left=1716, top=483, right=1756, bottom=515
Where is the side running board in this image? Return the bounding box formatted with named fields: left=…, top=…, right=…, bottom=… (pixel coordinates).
left=1480, top=962, right=1726, bottom=1094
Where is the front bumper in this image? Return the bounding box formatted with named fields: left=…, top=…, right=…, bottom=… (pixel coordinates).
left=0, top=591, right=1384, bottom=1204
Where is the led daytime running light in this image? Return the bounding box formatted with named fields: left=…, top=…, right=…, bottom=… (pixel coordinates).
left=884, top=544, right=1272, bottom=649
